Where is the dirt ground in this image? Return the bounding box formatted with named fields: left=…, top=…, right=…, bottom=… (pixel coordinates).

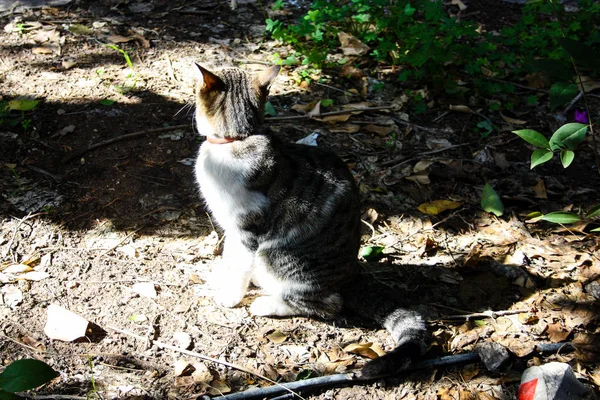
left=1, top=1, right=599, bottom=399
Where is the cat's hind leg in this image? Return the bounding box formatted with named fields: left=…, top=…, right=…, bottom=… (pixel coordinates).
left=249, top=292, right=342, bottom=319
left=211, top=234, right=254, bottom=308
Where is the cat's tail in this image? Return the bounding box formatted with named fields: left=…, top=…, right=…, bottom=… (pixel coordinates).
left=341, top=268, right=429, bottom=379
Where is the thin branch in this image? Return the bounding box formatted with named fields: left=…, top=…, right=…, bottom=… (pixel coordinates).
left=435, top=309, right=530, bottom=322
left=108, top=326, right=305, bottom=400
left=63, top=124, right=192, bottom=163
left=234, top=59, right=276, bottom=66
left=203, top=343, right=573, bottom=400
left=2, top=212, right=46, bottom=262
left=379, top=140, right=476, bottom=169
left=265, top=106, right=394, bottom=122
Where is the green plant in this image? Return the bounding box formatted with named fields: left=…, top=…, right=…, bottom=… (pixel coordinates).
left=0, top=359, right=59, bottom=399
left=527, top=205, right=600, bottom=232
left=266, top=0, right=599, bottom=108
left=513, top=123, right=588, bottom=169
left=0, top=99, right=38, bottom=131
left=105, top=44, right=140, bottom=93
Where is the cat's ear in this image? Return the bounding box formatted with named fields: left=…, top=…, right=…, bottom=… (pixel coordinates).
left=194, top=63, right=225, bottom=92
left=256, top=65, right=280, bottom=89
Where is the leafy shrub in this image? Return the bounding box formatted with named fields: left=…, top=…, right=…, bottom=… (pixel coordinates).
left=266, top=0, right=600, bottom=97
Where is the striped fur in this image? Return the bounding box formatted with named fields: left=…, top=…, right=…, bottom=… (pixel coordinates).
left=193, top=65, right=428, bottom=378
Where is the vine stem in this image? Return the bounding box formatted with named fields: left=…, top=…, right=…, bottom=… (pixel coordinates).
left=549, top=0, right=600, bottom=174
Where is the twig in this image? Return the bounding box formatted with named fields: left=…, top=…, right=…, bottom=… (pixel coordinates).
left=391, top=117, right=449, bottom=134
left=234, top=59, right=276, bottom=66
left=2, top=212, right=46, bottom=262
left=63, top=124, right=192, bottom=163
left=265, top=106, right=393, bottom=122
left=203, top=343, right=574, bottom=400
left=379, top=141, right=476, bottom=169
left=25, top=396, right=87, bottom=400
left=108, top=326, right=305, bottom=400
left=435, top=309, right=530, bottom=322
left=563, top=91, right=583, bottom=114
left=484, top=77, right=549, bottom=94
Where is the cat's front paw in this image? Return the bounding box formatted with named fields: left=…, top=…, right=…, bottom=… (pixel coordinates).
left=249, top=296, right=295, bottom=317
left=213, top=288, right=246, bottom=308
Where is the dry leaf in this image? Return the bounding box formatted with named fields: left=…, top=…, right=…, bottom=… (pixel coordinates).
left=547, top=323, right=571, bottom=343
left=20, top=335, right=46, bottom=352
left=192, top=362, right=212, bottom=383
left=500, top=113, right=527, bottom=125
left=132, top=282, right=157, bottom=299
left=1, top=285, right=23, bottom=307
left=413, top=160, right=433, bottom=174
left=329, top=123, right=360, bottom=133
left=406, top=175, right=431, bottom=185
left=362, top=208, right=378, bottom=224
left=343, top=342, right=385, bottom=359
left=3, top=264, right=33, bottom=274
left=338, top=31, right=370, bottom=56
left=449, top=104, right=474, bottom=114
left=174, top=359, right=193, bottom=376
left=319, top=113, right=352, bottom=124
left=451, top=0, right=467, bottom=10
left=32, top=46, right=56, bottom=55
left=342, top=102, right=374, bottom=110
left=209, top=379, right=231, bottom=395
left=306, top=101, right=321, bottom=117
left=19, top=271, right=50, bottom=281
left=418, top=200, right=462, bottom=216
left=576, top=76, right=600, bottom=92
left=266, top=330, right=288, bottom=344
left=339, top=64, right=365, bottom=79
left=364, top=124, right=395, bottom=136
left=44, top=303, right=90, bottom=342
left=531, top=179, right=547, bottom=199
left=107, top=34, right=134, bottom=44
left=132, top=33, right=151, bottom=48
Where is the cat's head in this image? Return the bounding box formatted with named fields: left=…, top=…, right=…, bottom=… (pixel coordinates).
left=194, top=64, right=280, bottom=140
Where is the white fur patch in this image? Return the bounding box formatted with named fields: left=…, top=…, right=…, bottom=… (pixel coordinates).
left=195, top=142, right=269, bottom=233
left=249, top=295, right=296, bottom=316
left=195, top=114, right=214, bottom=137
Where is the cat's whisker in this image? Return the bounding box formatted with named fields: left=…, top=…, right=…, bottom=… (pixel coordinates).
left=174, top=102, right=193, bottom=117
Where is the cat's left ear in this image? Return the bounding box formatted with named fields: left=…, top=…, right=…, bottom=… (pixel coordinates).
left=194, top=63, right=226, bottom=92
left=256, top=65, right=281, bottom=90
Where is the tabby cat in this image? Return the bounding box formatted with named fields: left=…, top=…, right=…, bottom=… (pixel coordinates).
left=193, top=63, right=428, bottom=378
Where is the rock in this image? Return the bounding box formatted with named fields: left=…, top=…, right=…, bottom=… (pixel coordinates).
left=519, top=362, right=589, bottom=399
left=476, top=342, right=510, bottom=372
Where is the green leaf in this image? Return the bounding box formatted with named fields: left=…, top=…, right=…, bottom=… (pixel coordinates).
left=586, top=205, right=600, bottom=219
left=264, top=101, right=277, bottom=117
left=549, top=123, right=587, bottom=151
left=540, top=212, right=581, bottom=224
left=530, top=148, right=553, bottom=169
left=549, top=82, right=578, bottom=110
left=560, top=149, right=575, bottom=168
left=67, top=24, right=92, bottom=35
left=512, top=129, right=549, bottom=148
left=321, top=99, right=334, bottom=107
left=360, top=246, right=384, bottom=261
left=591, top=227, right=600, bottom=233
left=0, top=359, right=59, bottom=392
left=7, top=99, right=39, bottom=111
left=0, top=390, right=23, bottom=400
left=531, top=59, right=573, bottom=80
left=481, top=183, right=504, bottom=217
left=404, top=3, right=416, bottom=16
left=98, top=99, right=115, bottom=106
left=558, top=38, right=600, bottom=72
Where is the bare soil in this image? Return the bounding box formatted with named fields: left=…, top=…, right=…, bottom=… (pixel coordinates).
left=1, top=1, right=599, bottom=399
